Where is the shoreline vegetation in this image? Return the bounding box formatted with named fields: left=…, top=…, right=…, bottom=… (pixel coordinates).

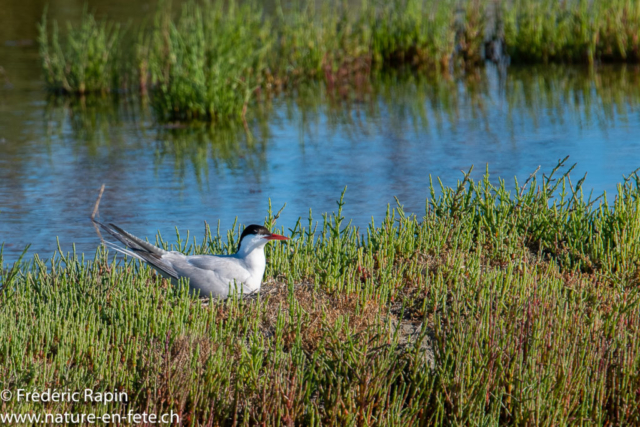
left=2, top=162, right=640, bottom=424
left=37, top=0, right=640, bottom=122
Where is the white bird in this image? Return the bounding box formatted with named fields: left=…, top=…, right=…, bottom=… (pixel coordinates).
left=93, top=221, right=289, bottom=298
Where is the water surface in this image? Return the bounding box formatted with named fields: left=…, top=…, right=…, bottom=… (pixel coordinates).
left=2, top=2, right=640, bottom=263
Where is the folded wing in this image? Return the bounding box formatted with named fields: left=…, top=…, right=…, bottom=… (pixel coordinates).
left=177, top=255, right=253, bottom=296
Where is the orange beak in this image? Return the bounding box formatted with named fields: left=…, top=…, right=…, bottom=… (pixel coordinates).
left=264, top=233, right=289, bottom=241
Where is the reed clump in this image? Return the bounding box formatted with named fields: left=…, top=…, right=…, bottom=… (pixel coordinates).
left=596, top=0, right=640, bottom=62
left=502, top=0, right=640, bottom=64
left=2, top=162, right=640, bottom=424
left=37, top=0, right=640, bottom=120
left=36, top=0, right=475, bottom=119
left=272, top=1, right=372, bottom=88
left=372, top=0, right=460, bottom=70
left=38, top=7, right=124, bottom=94
left=141, top=1, right=273, bottom=121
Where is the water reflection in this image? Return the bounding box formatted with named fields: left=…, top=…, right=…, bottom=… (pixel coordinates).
left=154, top=124, right=270, bottom=186
left=39, top=94, right=273, bottom=181
left=1, top=64, right=640, bottom=263
left=504, top=65, right=640, bottom=132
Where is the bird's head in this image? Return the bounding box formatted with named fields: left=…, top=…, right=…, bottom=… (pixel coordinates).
left=237, top=224, right=289, bottom=254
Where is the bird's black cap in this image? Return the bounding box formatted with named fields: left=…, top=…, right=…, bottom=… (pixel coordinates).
left=239, top=224, right=271, bottom=243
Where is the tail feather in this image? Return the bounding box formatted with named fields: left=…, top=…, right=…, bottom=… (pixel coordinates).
left=102, top=240, right=144, bottom=261
left=93, top=219, right=179, bottom=280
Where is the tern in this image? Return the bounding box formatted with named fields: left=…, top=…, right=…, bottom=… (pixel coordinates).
left=93, top=221, right=289, bottom=298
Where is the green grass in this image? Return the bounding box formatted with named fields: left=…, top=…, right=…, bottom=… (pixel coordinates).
left=36, top=0, right=640, bottom=121
left=36, top=0, right=475, bottom=120
left=38, top=6, right=124, bottom=94
left=375, top=0, right=462, bottom=70
left=596, top=0, right=640, bottom=62
left=2, top=162, right=640, bottom=424
left=141, top=1, right=273, bottom=121
left=502, top=0, right=640, bottom=64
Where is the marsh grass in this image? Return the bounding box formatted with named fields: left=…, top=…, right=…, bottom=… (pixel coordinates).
left=372, top=0, right=459, bottom=70
left=37, top=0, right=640, bottom=121
left=142, top=1, right=273, bottom=121
left=35, top=0, right=476, bottom=121
left=502, top=0, right=640, bottom=64
left=596, top=0, right=640, bottom=62
left=2, top=162, right=640, bottom=424
left=38, top=6, right=125, bottom=94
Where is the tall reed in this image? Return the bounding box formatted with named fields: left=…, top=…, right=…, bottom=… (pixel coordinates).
left=501, top=0, right=640, bottom=64
left=139, top=1, right=273, bottom=121
left=36, top=0, right=640, bottom=120
left=372, top=0, right=458, bottom=69
left=38, top=7, right=124, bottom=94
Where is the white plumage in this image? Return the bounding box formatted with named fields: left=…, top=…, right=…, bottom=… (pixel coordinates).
left=94, top=221, right=288, bottom=298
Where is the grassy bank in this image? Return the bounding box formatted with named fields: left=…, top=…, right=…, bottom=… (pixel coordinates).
left=37, top=0, right=640, bottom=122
left=2, top=163, right=640, bottom=425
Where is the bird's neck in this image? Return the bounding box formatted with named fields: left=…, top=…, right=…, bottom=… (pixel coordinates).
left=236, top=245, right=267, bottom=276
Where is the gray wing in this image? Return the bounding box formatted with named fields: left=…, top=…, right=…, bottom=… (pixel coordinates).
left=167, top=254, right=252, bottom=297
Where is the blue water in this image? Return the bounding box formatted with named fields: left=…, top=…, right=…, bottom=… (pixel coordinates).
left=1, top=64, right=640, bottom=264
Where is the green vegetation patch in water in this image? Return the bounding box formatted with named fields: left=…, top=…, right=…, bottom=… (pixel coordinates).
left=143, top=1, right=273, bottom=121
left=38, top=6, right=125, bottom=95
left=503, top=0, right=640, bottom=64
left=34, top=0, right=640, bottom=121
